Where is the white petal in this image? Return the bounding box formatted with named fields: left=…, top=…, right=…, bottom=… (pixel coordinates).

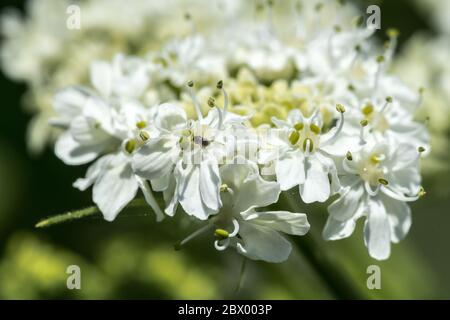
left=199, top=157, right=222, bottom=212
left=132, top=136, right=179, bottom=180
left=150, top=175, right=170, bottom=192
left=163, top=175, right=179, bottom=216
left=328, top=183, right=364, bottom=221
left=220, top=161, right=280, bottom=213
left=73, top=155, right=113, bottom=191
left=382, top=195, right=412, bottom=243
left=275, top=150, right=305, bottom=190
left=236, top=221, right=292, bottom=263
left=241, top=210, right=310, bottom=235
left=136, top=176, right=164, bottom=222
left=55, top=132, right=104, bottom=165
left=300, top=155, right=330, bottom=203
left=321, top=133, right=361, bottom=156
left=322, top=216, right=356, bottom=240
left=364, top=198, right=391, bottom=260
left=93, top=155, right=138, bottom=221
left=53, top=88, right=88, bottom=122
left=70, top=115, right=111, bottom=145
left=90, top=60, right=112, bottom=98
left=176, top=163, right=217, bottom=220
left=155, top=103, right=187, bottom=132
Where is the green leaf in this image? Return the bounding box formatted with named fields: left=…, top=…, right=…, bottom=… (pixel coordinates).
left=35, top=199, right=148, bottom=228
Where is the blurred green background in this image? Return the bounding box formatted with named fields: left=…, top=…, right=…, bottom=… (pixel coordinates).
left=0, top=0, right=448, bottom=299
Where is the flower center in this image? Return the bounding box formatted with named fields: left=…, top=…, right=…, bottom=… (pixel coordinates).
left=358, top=153, right=386, bottom=186
left=289, top=122, right=321, bottom=154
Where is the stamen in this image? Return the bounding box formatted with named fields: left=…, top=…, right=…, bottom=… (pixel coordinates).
left=346, top=151, right=353, bottom=161
left=362, top=103, right=374, bottom=115
left=380, top=185, right=422, bottom=202
left=136, top=121, right=147, bottom=129
left=229, top=219, right=240, bottom=237
left=365, top=181, right=380, bottom=196
left=187, top=81, right=203, bottom=121
left=374, top=55, right=385, bottom=91
left=125, top=139, right=137, bottom=154
left=370, top=153, right=384, bottom=164
left=217, top=80, right=229, bottom=128
left=174, top=224, right=212, bottom=250
left=359, top=119, right=368, bottom=144
left=294, top=122, right=304, bottom=131
left=419, top=186, right=426, bottom=197
left=214, top=238, right=230, bottom=251
left=207, top=97, right=215, bottom=108
left=380, top=96, right=392, bottom=113
left=321, top=104, right=345, bottom=145
left=303, top=138, right=313, bottom=154
left=139, top=131, right=150, bottom=142
left=289, top=130, right=300, bottom=145
left=214, top=228, right=229, bottom=240
left=310, top=123, right=321, bottom=134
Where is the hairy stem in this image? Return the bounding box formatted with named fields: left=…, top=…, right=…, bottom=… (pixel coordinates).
left=35, top=198, right=148, bottom=228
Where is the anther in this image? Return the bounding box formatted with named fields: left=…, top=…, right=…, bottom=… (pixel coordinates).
left=289, top=130, right=300, bottom=145
left=216, top=80, right=223, bottom=90
left=360, top=119, right=369, bottom=127
left=419, top=186, right=426, bottom=197
left=136, top=121, right=147, bottom=129
left=187, top=80, right=194, bottom=88
left=336, top=104, right=346, bottom=114
left=362, top=103, right=374, bottom=115
left=418, top=146, right=426, bottom=153
left=346, top=151, right=353, bottom=161
left=294, top=122, right=304, bottom=131
left=125, top=139, right=137, bottom=154
left=207, top=97, right=216, bottom=108
left=385, top=96, right=393, bottom=103
left=386, top=28, right=399, bottom=39
left=214, top=229, right=229, bottom=240
left=378, top=178, right=389, bottom=186
left=303, top=138, right=313, bottom=152
left=376, top=55, right=385, bottom=63
left=220, top=184, right=228, bottom=192
left=310, top=123, right=321, bottom=134
left=353, top=15, right=364, bottom=28
left=139, top=131, right=150, bottom=142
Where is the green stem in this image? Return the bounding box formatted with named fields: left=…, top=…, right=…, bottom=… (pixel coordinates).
left=35, top=198, right=148, bottom=228
left=281, top=192, right=366, bottom=299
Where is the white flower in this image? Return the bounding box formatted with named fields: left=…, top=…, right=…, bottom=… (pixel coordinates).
left=150, top=35, right=227, bottom=88
left=132, top=83, right=247, bottom=219
left=323, top=141, right=423, bottom=260
left=176, top=157, right=310, bottom=263
left=343, top=95, right=429, bottom=152
left=259, top=106, right=356, bottom=203
left=52, top=57, right=163, bottom=221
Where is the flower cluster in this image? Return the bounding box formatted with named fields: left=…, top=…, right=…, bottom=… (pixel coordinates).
left=3, top=1, right=429, bottom=262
